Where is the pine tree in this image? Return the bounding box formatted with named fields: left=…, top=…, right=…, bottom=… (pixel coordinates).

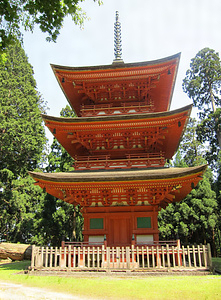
left=0, top=40, right=46, bottom=243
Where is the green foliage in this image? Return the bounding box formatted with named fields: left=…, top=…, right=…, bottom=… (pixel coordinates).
left=0, top=0, right=102, bottom=52
left=0, top=173, right=46, bottom=243
left=159, top=119, right=219, bottom=254
left=183, top=48, right=221, bottom=167
left=0, top=40, right=47, bottom=243
left=183, top=48, right=221, bottom=118
left=0, top=39, right=46, bottom=177
left=44, top=105, right=83, bottom=245
left=159, top=175, right=218, bottom=247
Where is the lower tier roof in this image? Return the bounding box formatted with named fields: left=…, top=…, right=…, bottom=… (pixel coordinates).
left=29, top=165, right=207, bottom=209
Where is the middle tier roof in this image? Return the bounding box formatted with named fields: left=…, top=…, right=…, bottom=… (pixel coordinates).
left=43, top=104, right=192, bottom=160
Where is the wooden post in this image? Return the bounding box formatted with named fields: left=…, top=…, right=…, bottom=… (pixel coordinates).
left=73, top=247, right=76, bottom=268
left=146, top=246, right=150, bottom=268
left=202, top=245, right=207, bottom=268
left=63, top=246, right=66, bottom=268
left=131, top=245, right=135, bottom=269
left=141, top=247, right=145, bottom=268
left=136, top=246, right=139, bottom=268
left=207, top=243, right=212, bottom=269
left=161, top=246, right=165, bottom=267
left=198, top=245, right=202, bottom=267
left=182, top=245, right=186, bottom=267
left=156, top=246, right=160, bottom=268
left=172, top=246, right=175, bottom=267
left=102, top=245, right=105, bottom=268
left=177, top=240, right=181, bottom=267
left=166, top=244, right=170, bottom=268
left=126, top=247, right=130, bottom=269
left=151, top=246, right=155, bottom=268
left=92, top=247, right=95, bottom=268
left=49, top=247, right=53, bottom=268
left=59, top=247, right=63, bottom=268
left=107, top=247, right=110, bottom=269
left=77, top=247, right=81, bottom=268
left=187, top=245, right=191, bottom=267
left=192, top=245, right=196, bottom=267
left=40, top=247, right=44, bottom=268
left=96, top=247, right=100, bottom=268
left=31, top=245, right=35, bottom=270
left=122, top=247, right=125, bottom=269
left=68, top=245, right=71, bottom=268
left=54, top=247, right=58, bottom=268
left=116, top=247, right=120, bottom=268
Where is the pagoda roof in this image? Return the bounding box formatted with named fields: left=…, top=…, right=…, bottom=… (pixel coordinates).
left=51, top=53, right=180, bottom=116
left=29, top=165, right=207, bottom=208
left=30, top=165, right=206, bottom=183
left=42, top=104, right=192, bottom=159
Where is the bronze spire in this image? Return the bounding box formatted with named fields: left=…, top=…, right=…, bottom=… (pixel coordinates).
left=113, top=11, right=124, bottom=64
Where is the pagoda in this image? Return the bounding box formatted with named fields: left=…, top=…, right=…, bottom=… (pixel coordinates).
left=30, top=12, right=206, bottom=247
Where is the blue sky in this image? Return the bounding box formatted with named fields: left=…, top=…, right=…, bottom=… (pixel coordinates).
left=23, top=0, right=221, bottom=143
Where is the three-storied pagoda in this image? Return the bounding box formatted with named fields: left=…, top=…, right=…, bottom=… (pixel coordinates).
left=30, top=12, right=206, bottom=246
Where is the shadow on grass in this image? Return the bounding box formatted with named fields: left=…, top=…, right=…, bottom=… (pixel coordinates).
left=0, top=260, right=30, bottom=271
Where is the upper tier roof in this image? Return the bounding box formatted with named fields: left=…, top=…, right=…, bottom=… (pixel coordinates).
left=51, top=53, right=180, bottom=116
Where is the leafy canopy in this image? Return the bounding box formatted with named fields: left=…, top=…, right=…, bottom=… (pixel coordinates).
left=0, top=0, right=102, bottom=51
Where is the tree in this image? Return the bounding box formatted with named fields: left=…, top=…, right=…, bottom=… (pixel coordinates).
left=0, top=39, right=46, bottom=177
left=158, top=119, right=219, bottom=254
left=183, top=48, right=221, bottom=167
left=0, top=40, right=46, bottom=243
left=42, top=105, right=83, bottom=246
left=0, top=0, right=102, bottom=52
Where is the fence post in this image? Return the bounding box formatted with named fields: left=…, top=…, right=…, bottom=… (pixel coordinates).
left=207, top=243, right=212, bottom=270
left=31, top=245, right=35, bottom=270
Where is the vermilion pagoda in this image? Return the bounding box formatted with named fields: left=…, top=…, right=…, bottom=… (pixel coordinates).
left=30, top=13, right=206, bottom=246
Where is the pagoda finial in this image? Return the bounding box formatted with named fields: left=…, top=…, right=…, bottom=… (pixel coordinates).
left=113, top=11, right=124, bottom=64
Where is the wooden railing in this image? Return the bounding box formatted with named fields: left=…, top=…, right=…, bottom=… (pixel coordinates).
left=74, top=153, right=166, bottom=170
left=30, top=243, right=212, bottom=271
left=80, top=101, right=154, bottom=116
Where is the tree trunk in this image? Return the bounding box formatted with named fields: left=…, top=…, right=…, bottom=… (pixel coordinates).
left=0, top=242, right=32, bottom=261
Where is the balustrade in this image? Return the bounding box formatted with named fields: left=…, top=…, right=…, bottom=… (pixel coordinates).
left=74, top=153, right=166, bottom=170
left=31, top=242, right=212, bottom=271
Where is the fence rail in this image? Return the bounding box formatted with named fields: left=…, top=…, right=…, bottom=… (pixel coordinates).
left=31, top=243, right=212, bottom=271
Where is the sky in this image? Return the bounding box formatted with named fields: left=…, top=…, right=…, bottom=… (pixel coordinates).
left=22, top=0, right=221, bottom=144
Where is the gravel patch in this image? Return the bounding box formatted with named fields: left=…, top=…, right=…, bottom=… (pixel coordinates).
left=0, top=281, right=85, bottom=300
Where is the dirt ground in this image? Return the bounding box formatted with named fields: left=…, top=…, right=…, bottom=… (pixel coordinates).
left=0, top=281, right=86, bottom=300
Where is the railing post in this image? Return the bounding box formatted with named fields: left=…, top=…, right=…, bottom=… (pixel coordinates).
left=207, top=243, right=212, bottom=269
left=31, top=245, right=35, bottom=270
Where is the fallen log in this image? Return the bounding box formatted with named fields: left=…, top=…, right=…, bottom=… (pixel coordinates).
left=0, top=242, right=32, bottom=261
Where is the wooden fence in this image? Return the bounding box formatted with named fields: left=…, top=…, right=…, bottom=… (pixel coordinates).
left=30, top=243, right=212, bottom=271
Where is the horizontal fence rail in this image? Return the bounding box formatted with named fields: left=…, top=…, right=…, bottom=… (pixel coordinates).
left=31, top=243, right=212, bottom=271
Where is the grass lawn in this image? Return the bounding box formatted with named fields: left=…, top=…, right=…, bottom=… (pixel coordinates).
left=0, top=260, right=220, bottom=299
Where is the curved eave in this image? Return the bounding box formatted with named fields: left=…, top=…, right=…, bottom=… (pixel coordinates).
left=51, top=53, right=180, bottom=115
left=29, top=165, right=207, bottom=184
left=42, top=105, right=191, bottom=159
left=42, top=104, right=191, bottom=124
left=51, top=53, right=181, bottom=72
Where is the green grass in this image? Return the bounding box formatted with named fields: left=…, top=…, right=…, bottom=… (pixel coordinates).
left=212, top=257, right=221, bottom=272
left=0, top=261, right=220, bottom=299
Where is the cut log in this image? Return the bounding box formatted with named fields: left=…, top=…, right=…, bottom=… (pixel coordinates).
left=0, top=242, right=32, bottom=261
